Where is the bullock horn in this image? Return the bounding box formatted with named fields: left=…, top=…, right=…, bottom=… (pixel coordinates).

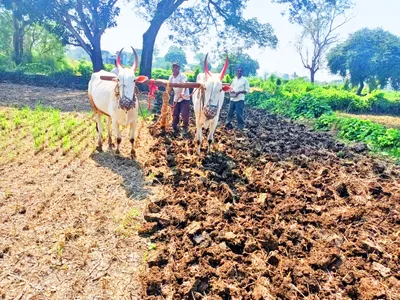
left=116, top=47, right=124, bottom=70
left=204, top=53, right=212, bottom=77
left=219, top=55, right=229, bottom=80
left=131, top=46, right=139, bottom=73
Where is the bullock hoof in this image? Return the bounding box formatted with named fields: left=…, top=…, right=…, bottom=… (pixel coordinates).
left=130, top=153, right=136, bottom=159
left=109, top=143, right=114, bottom=149
left=116, top=149, right=120, bottom=155
left=96, top=145, right=103, bottom=152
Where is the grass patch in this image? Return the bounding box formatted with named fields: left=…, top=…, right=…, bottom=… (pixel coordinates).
left=315, top=113, right=400, bottom=160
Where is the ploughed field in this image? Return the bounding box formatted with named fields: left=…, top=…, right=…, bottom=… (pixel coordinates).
left=0, top=83, right=399, bottom=299
left=140, top=105, right=400, bottom=299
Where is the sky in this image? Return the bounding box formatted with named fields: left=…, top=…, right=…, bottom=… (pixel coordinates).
left=101, top=0, right=400, bottom=82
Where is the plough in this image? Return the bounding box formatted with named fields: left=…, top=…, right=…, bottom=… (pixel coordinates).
left=99, top=76, right=230, bottom=130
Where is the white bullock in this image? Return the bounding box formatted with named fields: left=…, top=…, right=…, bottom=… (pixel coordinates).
left=193, top=54, right=230, bottom=154
left=88, top=47, right=148, bottom=158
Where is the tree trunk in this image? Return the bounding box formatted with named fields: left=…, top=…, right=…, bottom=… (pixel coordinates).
left=90, top=37, right=104, bottom=72
left=357, top=80, right=364, bottom=96
left=140, top=20, right=164, bottom=78
left=310, top=69, right=315, bottom=83
left=12, top=13, right=24, bottom=65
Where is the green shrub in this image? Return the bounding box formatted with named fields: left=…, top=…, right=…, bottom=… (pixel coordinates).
left=152, top=68, right=171, bottom=80
left=51, top=68, right=75, bottom=78
left=19, top=63, right=52, bottom=75
left=104, top=63, right=114, bottom=72
left=77, top=60, right=93, bottom=79
left=0, top=54, right=14, bottom=71
left=314, top=113, right=400, bottom=158
left=290, top=95, right=332, bottom=118
left=245, top=91, right=272, bottom=107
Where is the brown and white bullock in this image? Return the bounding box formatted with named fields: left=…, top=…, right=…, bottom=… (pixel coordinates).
left=193, top=54, right=230, bottom=154
left=88, top=47, right=147, bottom=158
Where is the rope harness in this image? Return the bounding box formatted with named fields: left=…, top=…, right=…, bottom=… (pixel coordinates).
left=114, top=83, right=136, bottom=111
left=134, top=81, right=218, bottom=129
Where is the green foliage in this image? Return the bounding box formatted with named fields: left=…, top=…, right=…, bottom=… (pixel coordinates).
left=0, top=53, right=13, bottom=71
left=18, top=63, right=52, bottom=75
left=314, top=113, right=400, bottom=158
left=136, top=0, right=278, bottom=76
left=151, top=68, right=171, bottom=80
left=290, top=95, right=332, bottom=118
left=245, top=77, right=400, bottom=116
left=0, top=9, right=13, bottom=57
left=104, top=63, right=114, bottom=72
left=77, top=60, right=93, bottom=79
left=328, top=28, right=400, bottom=93
left=245, top=91, right=273, bottom=107
left=218, top=53, right=260, bottom=77
left=136, top=0, right=278, bottom=50
left=164, top=46, right=187, bottom=68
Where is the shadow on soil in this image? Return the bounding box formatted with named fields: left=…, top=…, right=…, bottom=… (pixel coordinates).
left=90, top=151, right=152, bottom=200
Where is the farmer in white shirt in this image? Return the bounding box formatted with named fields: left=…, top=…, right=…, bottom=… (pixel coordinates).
left=226, top=67, right=250, bottom=130
left=169, top=62, right=190, bottom=136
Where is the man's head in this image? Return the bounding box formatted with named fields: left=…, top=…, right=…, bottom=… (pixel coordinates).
left=236, top=67, right=243, bottom=78
left=172, top=62, right=180, bottom=76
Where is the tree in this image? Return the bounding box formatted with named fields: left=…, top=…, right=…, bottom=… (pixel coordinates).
left=280, top=0, right=354, bottom=83
left=153, top=56, right=171, bottom=69
left=164, top=46, right=187, bottom=68
left=42, top=0, right=121, bottom=71
left=327, top=28, right=400, bottom=95
left=0, top=9, right=13, bottom=57
left=1, top=0, right=45, bottom=64
left=224, top=53, right=260, bottom=77
left=132, top=0, right=278, bottom=77
left=273, top=0, right=339, bottom=22
left=25, top=24, right=65, bottom=63
left=65, top=45, right=90, bottom=61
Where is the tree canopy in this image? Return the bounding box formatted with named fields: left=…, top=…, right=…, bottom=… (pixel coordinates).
left=131, top=0, right=278, bottom=77
left=1, top=0, right=46, bottom=64
left=216, top=52, right=260, bottom=77
left=164, top=46, right=187, bottom=68
left=327, top=28, right=400, bottom=94
left=41, top=0, right=121, bottom=71
left=278, top=0, right=353, bottom=83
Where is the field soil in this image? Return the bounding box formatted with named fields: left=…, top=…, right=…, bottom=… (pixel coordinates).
left=1, top=83, right=399, bottom=299
left=0, top=83, right=154, bottom=299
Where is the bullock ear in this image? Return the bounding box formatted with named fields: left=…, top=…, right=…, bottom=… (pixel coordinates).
left=136, top=75, right=148, bottom=83
left=222, top=85, right=231, bottom=92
